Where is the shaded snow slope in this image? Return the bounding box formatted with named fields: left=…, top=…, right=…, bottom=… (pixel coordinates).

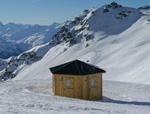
left=0, top=22, right=59, bottom=58
left=0, top=39, right=24, bottom=59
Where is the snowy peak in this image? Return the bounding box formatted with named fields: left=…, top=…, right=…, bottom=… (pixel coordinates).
left=52, top=2, right=142, bottom=46
left=87, top=2, right=142, bottom=34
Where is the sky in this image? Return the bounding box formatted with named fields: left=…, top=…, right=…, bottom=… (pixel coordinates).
left=0, top=0, right=149, bottom=25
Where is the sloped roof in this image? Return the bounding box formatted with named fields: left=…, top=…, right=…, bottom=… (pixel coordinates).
left=49, top=60, right=106, bottom=75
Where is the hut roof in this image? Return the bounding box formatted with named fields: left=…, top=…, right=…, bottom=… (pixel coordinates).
left=49, top=60, right=106, bottom=75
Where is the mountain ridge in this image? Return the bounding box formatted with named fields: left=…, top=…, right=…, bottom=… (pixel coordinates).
left=1, top=2, right=150, bottom=84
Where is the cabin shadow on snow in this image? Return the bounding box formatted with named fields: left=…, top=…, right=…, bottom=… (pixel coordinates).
left=101, top=96, right=150, bottom=106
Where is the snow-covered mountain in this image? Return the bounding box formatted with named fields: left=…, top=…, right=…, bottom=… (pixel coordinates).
left=1, top=2, right=150, bottom=84
left=0, top=22, right=59, bottom=58
left=1, top=2, right=150, bottom=114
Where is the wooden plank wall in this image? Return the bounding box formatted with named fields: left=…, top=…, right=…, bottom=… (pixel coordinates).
left=52, top=73, right=103, bottom=100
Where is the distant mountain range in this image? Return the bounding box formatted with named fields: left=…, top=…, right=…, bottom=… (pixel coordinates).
left=0, top=22, right=60, bottom=58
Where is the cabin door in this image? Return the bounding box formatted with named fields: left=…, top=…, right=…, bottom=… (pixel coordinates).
left=63, top=77, right=74, bottom=97
left=88, top=76, right=101, bottom=100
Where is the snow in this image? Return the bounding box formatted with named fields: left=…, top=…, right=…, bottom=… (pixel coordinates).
left=1, top=3, right=150, bottom=113
left=24, top=34, right=45, bottom=47
left=15, top=13, right=150, bottom=83
left=0, top=80, right=150, bottom=114
left=88, top=7, right=141, bottom=34
left=12, top=5, right=150, bottom=84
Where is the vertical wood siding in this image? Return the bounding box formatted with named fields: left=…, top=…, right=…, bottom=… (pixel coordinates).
left=52, top=73, right=103, bottom=100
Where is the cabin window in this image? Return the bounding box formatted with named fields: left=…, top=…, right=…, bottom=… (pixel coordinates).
left=65, top=80, right=73, bottom=89
left=90, top=79, right=97, bottom=87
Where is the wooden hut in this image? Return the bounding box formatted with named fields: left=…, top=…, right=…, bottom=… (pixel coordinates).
left=49, top=60, right=106, bottom=100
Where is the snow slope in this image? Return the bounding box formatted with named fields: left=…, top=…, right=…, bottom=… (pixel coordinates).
left=0, top=2, right=150, bottom=114
left=0, top=80, right=150, bottom=114
left=15, top=4, right=150, bottom=84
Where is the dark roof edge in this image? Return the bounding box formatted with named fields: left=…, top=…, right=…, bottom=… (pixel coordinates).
left=49, top=59, right=106, bottom=74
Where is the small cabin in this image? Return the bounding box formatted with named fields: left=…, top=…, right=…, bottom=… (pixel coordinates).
left=49, top=60, right=106, bottom=100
